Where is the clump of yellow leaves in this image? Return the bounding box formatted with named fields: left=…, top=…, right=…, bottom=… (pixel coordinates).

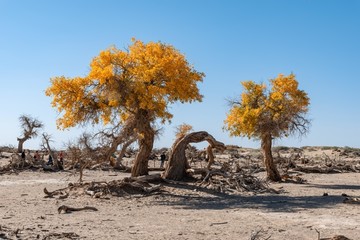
left=46, top=39, right=204, bottom=129
left=175, top=123, right=194, bottom=139
left=224, top=74, right=310, bottom=139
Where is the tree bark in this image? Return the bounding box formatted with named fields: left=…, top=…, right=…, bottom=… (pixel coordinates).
left=131, top=110, right=155, bottom=177
left=103, top=116, right=137, bottom=164
left=261, top=133, right=281, bottom=182
left=206, top=145, right=215, bottom=169
left=17, top=138, right=26, bottom=153
left=113, top=137, right=136, bottom=169
left=131, top=128, right=154, bottom=177
left=162, top=131, right=225, bottom=181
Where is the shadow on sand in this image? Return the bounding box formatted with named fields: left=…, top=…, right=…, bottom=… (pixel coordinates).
left=152, top=182, right=348, bottom=212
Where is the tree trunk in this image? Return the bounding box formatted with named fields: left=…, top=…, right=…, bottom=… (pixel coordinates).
left=131, top=110, right=155, bottom=177
left=131, top=128, right=154, bottom=177
left=113, top=137, right=136, bottom=169
left=206, top=145, right=215, bottom=169
left=104, top=116, right=137, bottom=164
left=261, top=133, right=281, bottom=182
left=42, top=133, right=59, bottom=170
left=17, top=138, right=26, bottom=153
left=163, top=131, right=225, bottom=181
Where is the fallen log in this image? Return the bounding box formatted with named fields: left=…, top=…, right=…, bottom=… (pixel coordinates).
left=58, top=205, right=98, bottom=214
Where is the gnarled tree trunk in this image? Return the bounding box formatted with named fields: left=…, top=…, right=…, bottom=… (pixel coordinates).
left=103, top=117, right=137, bottom=165
left=162, top=131, right=225, bottom=181
left=17, top=138, right=26, bottom=153
left=113, top=137, right=136, bottom=170
left=206, top=145, right=215, bottom=169
left=261, top=133, right=281, bottom=182
left=131, top=110, right=155, bottom=177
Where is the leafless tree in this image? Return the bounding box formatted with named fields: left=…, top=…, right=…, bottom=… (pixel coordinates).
left=17, top=115, right=43, bottom=153
left=41, top=133, right=59, bottom=169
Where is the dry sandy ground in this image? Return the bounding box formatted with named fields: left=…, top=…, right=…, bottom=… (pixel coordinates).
left=1, top=146, right=360, bottom=240
left=1, top=164, right=360, bottom=240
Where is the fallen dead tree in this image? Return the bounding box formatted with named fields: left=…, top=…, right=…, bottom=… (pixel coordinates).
left=187, top=167, right=279, bottom=194
left=44, top=174, right=164, bottom=199
left=293, top=164, right=360, bottom=174
left=0, top=153, right=44, bottom=174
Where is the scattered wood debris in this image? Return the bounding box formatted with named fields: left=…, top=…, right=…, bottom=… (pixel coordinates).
left=42, top=232, right=80, bottom=239
left=343, top=197, right=360, bottom=204
left=192, top=168, right=279, bottom=194
left=57, top=205, right=98, bottom=214
left=44, top=174, right=164, bottom=199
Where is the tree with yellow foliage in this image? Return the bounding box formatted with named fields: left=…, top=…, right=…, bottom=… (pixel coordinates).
left=174, top=123, right=193, bottom=139
left=46, top=39, right=204, bottom=177
left=224, top=74, right=310, bottom=181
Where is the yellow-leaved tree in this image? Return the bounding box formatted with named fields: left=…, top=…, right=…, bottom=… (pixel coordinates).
left=46, top=39, right=204, bottom=177
left=174, top=123, right=193, bottom=139
left=224, top=74, right=310, bottom=181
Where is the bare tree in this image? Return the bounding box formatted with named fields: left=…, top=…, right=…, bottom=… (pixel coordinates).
left=41, top=133, right=59, bottom=170
left=17, top=115, right=43, bottom=153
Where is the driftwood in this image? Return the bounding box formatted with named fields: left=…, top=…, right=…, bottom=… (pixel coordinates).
left=43, top=187, right=69, bottom=199
left=43, top=232, right=80, bottom=240
left=189, top=167, right=278, bottom=194
left=44, top=175, right=163, bottom=199
left=58, top=205, right=98, bottom=214
left=281, top=174, right=307, bottom=184
left=294, top=165, right=358, bottom=174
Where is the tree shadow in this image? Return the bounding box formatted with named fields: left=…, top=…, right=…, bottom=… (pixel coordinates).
left=153, top=182, right=346, bottom=212
left=305, top=183, right=360, bottom=190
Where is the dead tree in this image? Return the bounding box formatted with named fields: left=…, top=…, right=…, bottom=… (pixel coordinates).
left=96, top=119, right=138, bottom=168
left=162, top=131, right=225, bottom=181
left=41, top=133, right=59, bottom=170
left=17, top=115, right=43, bottom=153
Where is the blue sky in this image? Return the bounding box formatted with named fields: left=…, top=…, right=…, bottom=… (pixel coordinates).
left=1, top=0, right=359, bottom=150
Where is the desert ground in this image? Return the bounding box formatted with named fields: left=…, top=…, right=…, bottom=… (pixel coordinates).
left=1, top=146, right=360, bottom=240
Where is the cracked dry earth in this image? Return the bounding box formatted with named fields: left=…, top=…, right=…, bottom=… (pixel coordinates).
left=0, top=168, right=359, bottom=240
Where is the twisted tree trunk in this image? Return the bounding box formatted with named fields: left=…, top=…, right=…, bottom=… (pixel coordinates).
left=206, top=145, right=215, bottom=169
left=104, top=117, right=137, bottom=164
left=163, top=131, right=225, bottom=181
left=261, top=133, right=281, bottom=182
left=131, top=110, right=155, bottom=177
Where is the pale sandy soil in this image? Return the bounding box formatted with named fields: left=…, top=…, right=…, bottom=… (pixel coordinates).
left=1, top=149, right=360, bottom=240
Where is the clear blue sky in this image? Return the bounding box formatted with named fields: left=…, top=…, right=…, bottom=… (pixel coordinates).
left=1, top=0, right=359, bottom=150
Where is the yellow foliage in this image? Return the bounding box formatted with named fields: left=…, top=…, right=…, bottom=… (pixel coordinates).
left=224, top=74, right=310, bottom=139
left=175, top=123, right=193, bottom=139
left=46, top=39, right=204, bottom=129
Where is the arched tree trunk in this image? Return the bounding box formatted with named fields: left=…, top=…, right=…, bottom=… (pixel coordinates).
left=163, top=131, right=225, bottom=181
left=261, top=133, right=281, bottom=182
